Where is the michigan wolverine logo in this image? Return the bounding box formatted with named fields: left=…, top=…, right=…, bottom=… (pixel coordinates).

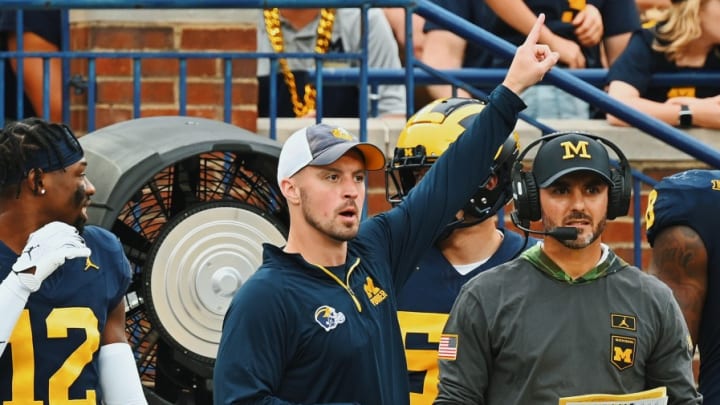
left=314, top=305, right=346, bottom=332
left=84, top=256, right=100, bottom=271
left=331, top=127, right=353, bottom=141
left=667, top=87, right=696, bottom=99
left=611, top=313, right=636, bottom=331
left=711, top=179, right=720, bottom=191
left=363, top=276, right=388, bottom=306
left=562, top=0, right=586, bottom=22
left=611, top=335, right=636, bottom=370
left=560, top=140, right=591, bottom=160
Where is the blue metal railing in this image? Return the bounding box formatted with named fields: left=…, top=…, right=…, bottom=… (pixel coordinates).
left=1, top=0, right=719, bottom=267
left=410, top=0, right=720, bottom=266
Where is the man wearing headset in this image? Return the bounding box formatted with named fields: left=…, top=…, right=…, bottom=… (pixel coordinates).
left=434, top=132, right=701, bottom=405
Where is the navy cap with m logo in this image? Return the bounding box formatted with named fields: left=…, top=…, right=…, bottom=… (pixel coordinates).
left=532, top=133, right=613, bottom=188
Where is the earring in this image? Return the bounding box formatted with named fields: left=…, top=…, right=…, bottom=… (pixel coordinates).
left=39, top=188, right=46, bottom=195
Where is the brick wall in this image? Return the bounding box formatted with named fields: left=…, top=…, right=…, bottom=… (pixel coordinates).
left=68, top=18, right=258, bottom=132
left=67, top=15, right=714, bottom=271
left=261, top=117, right=718, bottom=271
left=69, top=11, right=703, bottom=385
left=364, top=160, right=707, bottom=270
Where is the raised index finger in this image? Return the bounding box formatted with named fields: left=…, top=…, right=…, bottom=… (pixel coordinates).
left=523, top=13, right=546, bottom=46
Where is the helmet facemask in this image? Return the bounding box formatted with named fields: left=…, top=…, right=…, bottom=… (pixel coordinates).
left=461, top=135, right=519, bottom=223
left=386, top=144, right=435, bottom=205
left=386, top=97, right=520, bottom=237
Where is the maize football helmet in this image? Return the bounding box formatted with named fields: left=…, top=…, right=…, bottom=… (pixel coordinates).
left=386, top=97, right=519, bottom=224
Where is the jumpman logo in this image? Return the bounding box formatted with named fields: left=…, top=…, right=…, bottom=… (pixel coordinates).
left=24, top=244, right=39, bottom=260
left=611, top=313, right=636, bottom=331
left=84, top=257, right=100, bottom=271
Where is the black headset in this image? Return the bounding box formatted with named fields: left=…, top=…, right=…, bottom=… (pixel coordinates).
left=511, top=131, right=632, bottom=223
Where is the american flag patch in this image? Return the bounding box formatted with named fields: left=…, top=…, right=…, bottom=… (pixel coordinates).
left=438, top=334, right=458, bottom=360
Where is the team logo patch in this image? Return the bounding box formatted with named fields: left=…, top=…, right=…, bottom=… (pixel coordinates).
left=314, top=305, right=346, bottom=332
left=438, top=334, right=458, bottom=361
left=667, top=86, right=695, bottom=99
left=610, top=335, right=636, bottom=370
left=363, top=276, right=387, bottom=306
left=560, top=140, right=591, bottom=160
left=84, top=256, right=100, bottom=271
left=611, top=313, right=636, bottom=331
left=331, top=127, right=353, bottom=141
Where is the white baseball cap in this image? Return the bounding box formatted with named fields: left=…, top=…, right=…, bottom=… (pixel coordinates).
left=277, top=123, right=386, bottom=185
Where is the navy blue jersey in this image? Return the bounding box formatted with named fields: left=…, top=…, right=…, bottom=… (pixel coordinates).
left=646, top=169, right=720, bottom=403
left=607, top=28, right=720, bottom=101
left=424, top=0, right=639, bottom=69
left=397, top=230, right=538, bottom=405
left=0, top=225, right=131, bottom=404
left=213, top=85, right=526, bottom=405
left=0, top=10, right=62, bottom=120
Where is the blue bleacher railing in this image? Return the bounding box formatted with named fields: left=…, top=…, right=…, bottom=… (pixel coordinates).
left=1, top=0, right=719, bottom=268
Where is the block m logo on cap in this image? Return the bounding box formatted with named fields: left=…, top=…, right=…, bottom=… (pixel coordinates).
left=560, top=140, right=591, bottom=160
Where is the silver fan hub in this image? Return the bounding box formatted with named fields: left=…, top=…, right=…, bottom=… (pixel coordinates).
left=147, top=205, right=286, bottom=360
left=210, top=267, right=243, bottom=298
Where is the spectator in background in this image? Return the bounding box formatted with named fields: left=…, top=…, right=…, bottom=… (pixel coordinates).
left=388, top=97, right=539, bottom=405
left=383, top=8, right=425, bottom=61
left=0, top=10, right=63, bottom=122
left=606, top=0, right=720, bottom=129
left=637, top=0, right=673, bottom=13
left=422, top=0, right=640, bottom=119
left=382, top=8, right=436, bottom=113
left=637, top=0, right=672, bottom=27
left=257, top=8, right=406, bottom=118
left=645, top=169, right=720, bottom=404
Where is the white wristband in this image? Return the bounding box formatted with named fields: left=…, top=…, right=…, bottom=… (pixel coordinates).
left=98, top=343, right=148, bottom=405
left=0, top=273, right=32, bottom=356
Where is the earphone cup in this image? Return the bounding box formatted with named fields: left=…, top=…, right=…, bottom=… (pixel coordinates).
left=512, top=170, right=541, bottom=222
left=523, top=172, right=542, bottom=221
left=607, top=168, right=631, bottom=219
left=510, top=131, right=633, bottom=223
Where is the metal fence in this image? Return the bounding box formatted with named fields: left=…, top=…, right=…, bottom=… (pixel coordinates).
left=1, top=0, right=719, bottom=266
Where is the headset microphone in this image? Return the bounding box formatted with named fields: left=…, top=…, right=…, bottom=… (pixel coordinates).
left=510, top=211, right=579, bottom=241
